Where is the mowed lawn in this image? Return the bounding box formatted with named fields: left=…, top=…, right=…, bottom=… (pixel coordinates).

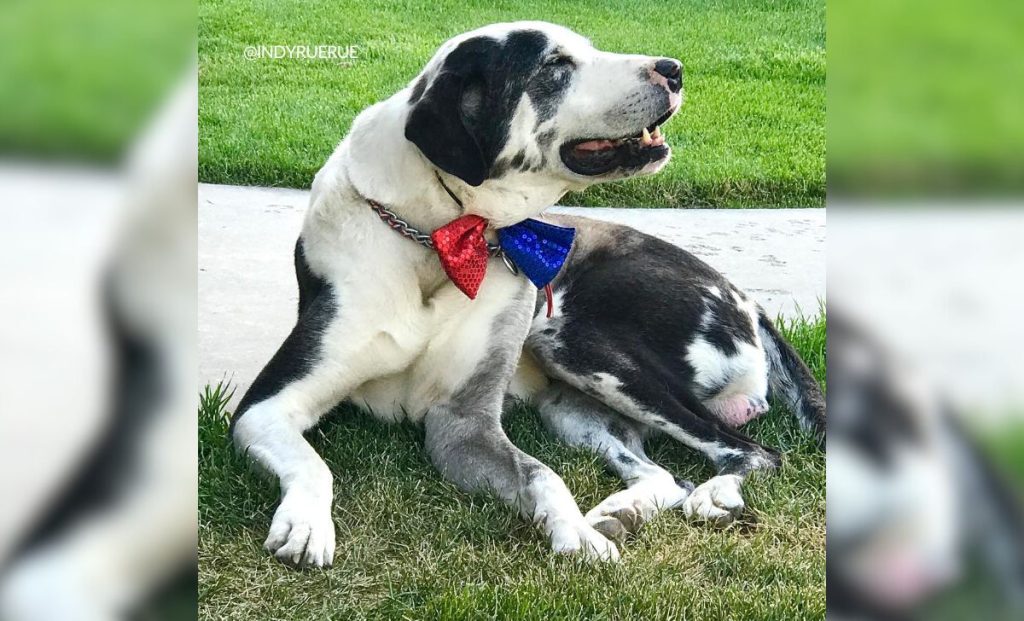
left=198, top=315, right=825, bottom=620
left=198, top=0, right=825, bottom=208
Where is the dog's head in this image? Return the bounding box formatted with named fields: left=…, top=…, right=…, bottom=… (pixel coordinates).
left=405, top=22, right=683, bottom=191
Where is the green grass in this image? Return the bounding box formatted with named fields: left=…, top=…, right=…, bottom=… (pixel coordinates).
left=0, top=0, right=194, bottom=162
left=199, top=314, right=826, bottom=620
left=198, top=0, right=825, bottom=208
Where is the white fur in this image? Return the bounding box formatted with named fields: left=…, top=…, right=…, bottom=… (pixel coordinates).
left=686, top=336, right=768, bottom=401
left=528, top=472, right=621, bottom=561
left=686, top=293, right=769, bottom=404
left=585, top=473, right=691, bottom=533
left=682, top=474, right=745, bottom=525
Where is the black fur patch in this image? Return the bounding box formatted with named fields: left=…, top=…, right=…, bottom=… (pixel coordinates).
left=230, top=239, right=337, bottom=431
left=490, top=158, right=511, bottom=179
left=509, top=151, right=526, bottom=170
left=408, top=75, right=428, bottom=103
left=701, top=289, right=756, bottom=356
left=526, top=52, right=574, bottom=121
left=827, top=314, right=921, bottom=465
left=536, top=128, right=558, bottom=148
left=615, top=452, right=639, bottom=466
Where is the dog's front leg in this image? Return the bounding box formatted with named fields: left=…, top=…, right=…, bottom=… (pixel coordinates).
left=231, top=278, right=407, bottom=568
left=424, top=404, right=619, bottom=562
left=234, top=396, right=337, bottom=568
left=422, top=285, right=619, bottom=562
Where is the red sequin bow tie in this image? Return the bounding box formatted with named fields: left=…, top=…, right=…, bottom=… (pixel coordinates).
left=430, top=214, right=575, bottom=300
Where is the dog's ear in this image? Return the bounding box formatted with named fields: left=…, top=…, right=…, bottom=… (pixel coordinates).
left=405, top=40, right=497, bottom=187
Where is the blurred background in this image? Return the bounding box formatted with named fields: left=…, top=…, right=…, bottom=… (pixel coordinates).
left=0, top=1, right=196, bottom=620
left=1, top=0, right=1023, bottom=619
left=828, top=0, right=1024, bottom=618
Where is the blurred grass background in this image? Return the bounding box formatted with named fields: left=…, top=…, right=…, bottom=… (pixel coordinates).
left=828, top=0, right=1024, bottom=197
left=197, top=0, right=825, bottom=208
left=0, top=0, right=194, bottom=162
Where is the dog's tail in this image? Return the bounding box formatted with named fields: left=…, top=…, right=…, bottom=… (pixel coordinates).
left=757, top=310, right=826, bottom=443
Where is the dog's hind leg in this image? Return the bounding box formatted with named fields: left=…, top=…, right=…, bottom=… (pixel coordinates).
left=537, top=381, right=693, bottom=541
left=529, top=334, right=780, bottom=526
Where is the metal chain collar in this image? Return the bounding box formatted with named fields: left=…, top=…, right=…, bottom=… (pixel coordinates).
left=367, top=199, right=518, bottom=275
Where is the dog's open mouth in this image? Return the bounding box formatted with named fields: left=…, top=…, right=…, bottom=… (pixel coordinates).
left=560, top=107, right=677, bottom=176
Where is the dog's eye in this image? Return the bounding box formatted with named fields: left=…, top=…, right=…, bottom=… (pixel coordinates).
left=544, top=54, right=574, bottom=69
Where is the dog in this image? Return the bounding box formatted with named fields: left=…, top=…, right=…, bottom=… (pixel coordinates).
left=230, top=21, right=825, bottom=567
left=826, top=311, right=1024, bottom=619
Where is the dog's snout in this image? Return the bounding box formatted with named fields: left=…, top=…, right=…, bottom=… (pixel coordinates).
left=653, top=58, right=683, bottom=93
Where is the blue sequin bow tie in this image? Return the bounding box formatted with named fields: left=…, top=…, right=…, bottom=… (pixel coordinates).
left=498, top=218, right=577, bottom=289
left=428, top=214, right=576, bottom=299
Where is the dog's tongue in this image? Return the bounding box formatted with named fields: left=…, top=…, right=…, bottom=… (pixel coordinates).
left=575, top=139, right=616, bottom=152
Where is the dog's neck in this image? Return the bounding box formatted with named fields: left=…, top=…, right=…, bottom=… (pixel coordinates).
left=337, top=95, right=570, bottom=232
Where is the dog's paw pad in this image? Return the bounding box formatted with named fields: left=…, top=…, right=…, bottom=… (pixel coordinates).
left=608, top=504, right=645, bottom=533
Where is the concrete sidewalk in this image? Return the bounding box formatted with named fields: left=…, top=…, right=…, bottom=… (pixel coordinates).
left=199, top=183, right=825, bottom=398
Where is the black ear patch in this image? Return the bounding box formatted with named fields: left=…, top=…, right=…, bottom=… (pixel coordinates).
left=408, top=75, right=428, bottom=104
left=405, top=31, right=551, bottom=187
left=405, top=37, right=500, bottom=186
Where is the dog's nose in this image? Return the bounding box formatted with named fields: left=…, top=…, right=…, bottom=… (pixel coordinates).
left=653, top=58, right=683, bottom=93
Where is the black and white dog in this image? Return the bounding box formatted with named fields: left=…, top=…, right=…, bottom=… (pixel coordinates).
left=827, top=312, right=1024, bottom=619
left=231, top=21, right=825, bottom=567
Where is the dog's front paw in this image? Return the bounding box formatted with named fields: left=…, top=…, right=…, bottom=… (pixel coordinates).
left=585, top=477, right=693, bottom=540
left=548, top=519, right=621, bottom=562
left=264, top=491, right=335, bottom=568
left=682, top=474, right=745, bottom=526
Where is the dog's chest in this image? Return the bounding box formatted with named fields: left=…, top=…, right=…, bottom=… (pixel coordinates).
left=346, top=272, right=522, bottom=424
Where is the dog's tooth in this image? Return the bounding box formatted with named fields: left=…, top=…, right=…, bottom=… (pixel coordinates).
left=651, top=126, right=662, bottom=139
left=641, top=127, right=652, bottom=145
